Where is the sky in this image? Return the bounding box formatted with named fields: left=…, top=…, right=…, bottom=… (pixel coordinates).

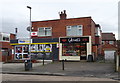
left=1, top=0, right=119, bottom=39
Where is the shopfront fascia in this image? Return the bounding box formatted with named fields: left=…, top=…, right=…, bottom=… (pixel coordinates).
left=59, top=36, right=92, bottom=61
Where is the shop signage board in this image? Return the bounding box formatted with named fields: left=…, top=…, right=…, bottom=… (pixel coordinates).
left=60, top=37, right=89, bottom=43
left=31, top=32, right=37, bottom=37
left=18, top=40, right=30, bottom=44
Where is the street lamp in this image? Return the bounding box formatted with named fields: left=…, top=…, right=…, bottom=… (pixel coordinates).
left=27, top=6, right=32, bottom=69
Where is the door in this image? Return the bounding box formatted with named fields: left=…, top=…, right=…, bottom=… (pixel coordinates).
left=52, top=44, right=59, bottom=61
left=105, top=50, right=115, bottom=62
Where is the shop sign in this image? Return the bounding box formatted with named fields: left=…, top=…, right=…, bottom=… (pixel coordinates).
left=60, top=37, right=89, bottom=43
left=31, top=32, right=37, bottom=37
left=18, top=39, right=30, bottom=44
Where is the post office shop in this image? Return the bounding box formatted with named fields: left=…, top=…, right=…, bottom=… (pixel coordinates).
left=59, top=36, right=92, bottom=61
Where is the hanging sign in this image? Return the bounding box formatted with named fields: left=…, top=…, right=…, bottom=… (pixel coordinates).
left=31, top=32, right=38, bottom=37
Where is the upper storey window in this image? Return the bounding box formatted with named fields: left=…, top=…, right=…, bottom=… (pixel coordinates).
left=0, top=33, right=10, bottom=42
left=38, top=27, right=52, bottom=36
left=66, top=25, right=83, bottom=36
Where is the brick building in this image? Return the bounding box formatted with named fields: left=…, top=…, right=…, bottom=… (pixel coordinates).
left=10, top=10, right=102, bottom=61
left=30, top=10, right=102, bottom=61
left=0, top=32, right=16, bottom=62
left=101, top=33, right=117, bottom=62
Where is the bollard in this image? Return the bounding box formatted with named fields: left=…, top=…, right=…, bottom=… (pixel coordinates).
left=42, top=50, right=45, bottom=66
left=43, top=57, right=44, bottom=66
left=62, top=60, right=64, bottom=70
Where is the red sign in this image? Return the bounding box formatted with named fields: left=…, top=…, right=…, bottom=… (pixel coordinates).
left=31, top=32, right=37, bottom=36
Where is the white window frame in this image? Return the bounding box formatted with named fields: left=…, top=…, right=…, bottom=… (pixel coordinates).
left=0, top=33, right=10, bottom=42
left=38, top=27, right=52, bottom=37
left=66, top=25, right=83, bottom=36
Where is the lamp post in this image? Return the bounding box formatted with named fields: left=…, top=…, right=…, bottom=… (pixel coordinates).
left=27, top=6, right=32, bottom=69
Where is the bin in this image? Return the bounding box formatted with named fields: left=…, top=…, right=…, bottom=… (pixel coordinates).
left=87, top=55, right=93, bottom=62
left=24, top=60, right=32, bottom=71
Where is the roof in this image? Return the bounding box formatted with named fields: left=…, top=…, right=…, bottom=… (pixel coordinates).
left=102, top=33, right=116, bottom=41
left=32, top=16, right=92, bottom=23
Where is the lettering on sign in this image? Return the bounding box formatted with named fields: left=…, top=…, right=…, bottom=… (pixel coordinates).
left=60, top=37, right=89, bottom=43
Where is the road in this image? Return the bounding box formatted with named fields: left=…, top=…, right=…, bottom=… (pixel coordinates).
left=1, top=74, right=118, bottom=81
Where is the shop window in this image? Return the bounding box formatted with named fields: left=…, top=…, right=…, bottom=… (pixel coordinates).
left=38, top=27, right=52, bottom=36
left=66, top=25, right=83, bottom=36
left=62, top=43, right=87, bottom=57
left=15, top=45, right=29, bottom=60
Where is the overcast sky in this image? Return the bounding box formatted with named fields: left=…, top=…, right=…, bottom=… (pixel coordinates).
left=1, top=0, right=119, bottom=39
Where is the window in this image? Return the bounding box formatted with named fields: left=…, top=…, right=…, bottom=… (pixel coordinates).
left=0, top=33, right=10, bottom=42
left=62, top=43, right=87, bottom=56
left=38, top=27, right=52, bottom=36
left=66, top=25, right=83, bottom=36
left=3, top=36, right=10, bottom=41
left=0, top=34, right=2, bottom=41
left=109, top=41, right=114, bottom=44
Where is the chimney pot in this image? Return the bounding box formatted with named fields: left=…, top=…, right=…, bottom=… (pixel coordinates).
left=59, top=10, right=67, bottom=20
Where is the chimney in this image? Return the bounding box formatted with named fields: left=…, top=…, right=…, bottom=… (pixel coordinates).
left=59, top=10, right=67, bottom=20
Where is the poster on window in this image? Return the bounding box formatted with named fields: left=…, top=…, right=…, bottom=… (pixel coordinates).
left=15, top=45, right=29, bottom=60
left=15, top=54, right=22, bottom=59
left=16, top=46, right=22, bottom=53
left=23, top=45, right=29, bottom=53
left=31, top=44, right=38, bottom=52
left=38, top=44, right=52, bottom=52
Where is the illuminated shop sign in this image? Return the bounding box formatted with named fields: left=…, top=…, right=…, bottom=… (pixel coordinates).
left=60, top=37, right=89, bottom=43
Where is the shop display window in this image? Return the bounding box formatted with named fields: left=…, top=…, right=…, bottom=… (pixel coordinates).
left=62, top=43, right=87, bottom=56
left=15, top=45, right=29, bottom=60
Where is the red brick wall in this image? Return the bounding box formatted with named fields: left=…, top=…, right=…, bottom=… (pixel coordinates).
left=91, top=20, right=96, bottom=44
left=32, top=17, right=94, bottom=39
left=0, top=33, right=16, bottom=62
left=32, top=17, right=101, bottom=58
left=1, top=42, right=12, bottom=49
left=10, top=34, right=16, bottom=40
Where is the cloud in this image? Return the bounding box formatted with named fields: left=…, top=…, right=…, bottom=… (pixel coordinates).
left=1, top=0, right=119, bottom=39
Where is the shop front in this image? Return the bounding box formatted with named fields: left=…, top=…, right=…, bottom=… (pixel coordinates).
left=59, top=36, right=92, bottom=61
left=10, top=38, right=59, bottom=61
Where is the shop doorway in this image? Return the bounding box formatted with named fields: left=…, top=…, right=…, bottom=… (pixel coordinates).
left=80, top=43, right=87, bottom=60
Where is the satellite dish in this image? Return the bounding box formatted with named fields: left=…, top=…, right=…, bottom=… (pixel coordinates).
left=26, top=26, right=31, bottom=31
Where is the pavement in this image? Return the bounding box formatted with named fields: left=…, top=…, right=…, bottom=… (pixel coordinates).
left=1, top=61, right=120, bottom=81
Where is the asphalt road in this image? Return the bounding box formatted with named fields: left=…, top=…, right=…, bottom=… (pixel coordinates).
left=1, top=74, right=118, bottom=82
